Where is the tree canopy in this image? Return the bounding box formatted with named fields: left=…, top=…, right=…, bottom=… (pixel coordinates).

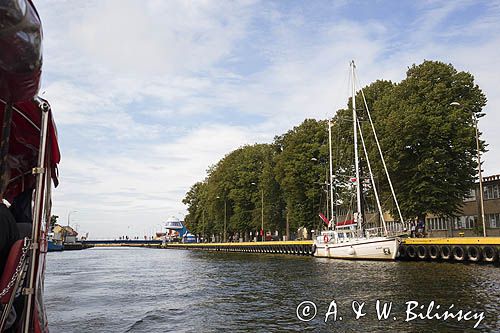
left=181, top=60, right=487, bottom=240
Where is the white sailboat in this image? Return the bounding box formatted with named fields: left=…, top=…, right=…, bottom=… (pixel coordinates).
left=313, top=61, right=402, bottom=260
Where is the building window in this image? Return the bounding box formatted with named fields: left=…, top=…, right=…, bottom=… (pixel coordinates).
left=426, top=217, right=450, bottom=231
left=455, top=215, right=476, bottom=229
left=484, top=184, right=500, bottom=200
left=466, top=216, right=476, bottom=229
left=485, top=213, right=499, bottom=228
left=464, top=189, right=476, bottom=202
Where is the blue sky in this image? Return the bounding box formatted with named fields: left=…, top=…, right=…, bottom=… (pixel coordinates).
left=36, top=0, right=500, bottom=238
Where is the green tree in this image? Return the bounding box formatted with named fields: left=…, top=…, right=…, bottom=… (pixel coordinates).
left=183, top=144, right=284, bottom=241
left=182, top=60, right=487, bottom=238
left=370, top=60, right=487, bottom=222
left=50, top=215, right=59, bottom=229
left=274, top=119, right=329, bottom=232
left=182, top=181, right=207, bottom=236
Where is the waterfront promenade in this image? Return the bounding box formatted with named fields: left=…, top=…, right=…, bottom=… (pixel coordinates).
left=81, top=237, right=500, bottom=263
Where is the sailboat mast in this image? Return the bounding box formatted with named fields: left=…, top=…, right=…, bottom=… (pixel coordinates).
left=328, top=119, right=335, bottom=227
left=351, top=60, right=362, bottom=228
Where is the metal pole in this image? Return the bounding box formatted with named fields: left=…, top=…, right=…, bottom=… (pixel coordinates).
left=325, top=167, right=329, bottom=221
left=351, top=61, right=362, bottom=228
left=474, top=114, right=487, bottom=237
left=450, top=102, right=487, bottom=237
left=328, top=120, right=335, bottom=225
left=24, top=106, right=49, bottom=333
left=67, top=210, right=77, bottom=226
left=224, top=200, right=227, bottom=242
left=261, top=188, right=264, bottom=242
left=286, top=209, right=289, bottom=241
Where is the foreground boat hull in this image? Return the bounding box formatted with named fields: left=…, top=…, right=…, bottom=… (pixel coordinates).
left=313, top=237, right=400, bottom=260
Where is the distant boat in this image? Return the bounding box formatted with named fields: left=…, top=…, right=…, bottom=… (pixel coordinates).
left=47, top=233, right=63, bottom=251
left=164, top=216, right=185, bottom=231
left=164, top=216, right=189, bottom=242
left=47, top=241, right=64, bottom=252
left=183, top=233, right=197, bottom=243
left=313, top=61, right=401, bottom=260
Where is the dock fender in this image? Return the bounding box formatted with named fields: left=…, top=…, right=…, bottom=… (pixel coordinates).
left=398, top=244, right=407, bottom=259
left=407, top=245, right=417, bottom=259
left=428, top=245, right=439, bottom=260
left=440, top=245, right=451, bottom=260
left=417, top=245, right=427, bottom=260
left=347, top=247, right=355, bottom=255
left=452, top=246, right=466, bottom=261
left=467, top=246, right=481, bottom=262
left=417, top=245, right=428, bottom=260
left=311, top=244, right=317, bottom=255
left=482, top=246, right=497, bottom=262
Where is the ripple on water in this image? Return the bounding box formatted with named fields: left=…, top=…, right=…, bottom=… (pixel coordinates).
left=45, top=248, right=500, bottom=332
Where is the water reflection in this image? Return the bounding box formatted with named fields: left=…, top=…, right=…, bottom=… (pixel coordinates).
left=45, top=248, right=499, bottom=332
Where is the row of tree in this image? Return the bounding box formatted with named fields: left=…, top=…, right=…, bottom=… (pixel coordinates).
left=182, top=60, right=487, bottom=241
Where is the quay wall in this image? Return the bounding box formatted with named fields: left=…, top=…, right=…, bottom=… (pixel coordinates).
left=165, top=238, right=500, bottom=264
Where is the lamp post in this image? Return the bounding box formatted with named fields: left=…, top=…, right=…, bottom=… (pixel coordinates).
left=217, top=195, right=227, bottom=242
left=450, top=102, right=486, bottom=237
left=311, top=157, right=330, bottom=221
left=67, top=210, right=77, bottom=227
left=251, top=182, right=264, bottom=242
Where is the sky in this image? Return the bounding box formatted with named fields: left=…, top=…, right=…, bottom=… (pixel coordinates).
left=36, top=0, right=500, bottom=239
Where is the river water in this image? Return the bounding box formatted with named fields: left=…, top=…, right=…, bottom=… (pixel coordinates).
left=45, top=247, right=499, bottom=332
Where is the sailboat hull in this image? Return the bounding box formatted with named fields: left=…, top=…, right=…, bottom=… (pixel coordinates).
left=313, top=237, right=400, bottom=260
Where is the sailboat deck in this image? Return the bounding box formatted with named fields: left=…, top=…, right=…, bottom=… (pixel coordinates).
left=403, top=237, right=500, bottom=245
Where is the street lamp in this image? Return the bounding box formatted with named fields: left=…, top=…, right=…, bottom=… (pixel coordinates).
left=217, top=195, right=227, bottom=242
left=67, top=210, right=77, bottom=227
left=450, top=101, right=486, bottom=237
left=251, top=182, right=264, bottom=242
left=311, top=157, right=330, bottom=221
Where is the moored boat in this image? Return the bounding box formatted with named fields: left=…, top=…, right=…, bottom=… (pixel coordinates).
left=313, top=61, right=401, bottom=260
left=47, top=233, right=64, bottom=252
left=0, top=1, right=60, bottom=332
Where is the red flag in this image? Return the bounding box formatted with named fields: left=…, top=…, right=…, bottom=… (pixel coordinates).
left=260, top=229, right=263, bottom=236
left=319, top=213, right=330, bottom=226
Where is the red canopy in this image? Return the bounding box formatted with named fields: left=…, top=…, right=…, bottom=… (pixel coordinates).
left=0, top=0, right=43, bottom=103
left=0, top=98, right=60, bottom=202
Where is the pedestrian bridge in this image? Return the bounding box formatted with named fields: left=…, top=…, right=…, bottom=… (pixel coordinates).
left=83, top=240, right=162, bottom=247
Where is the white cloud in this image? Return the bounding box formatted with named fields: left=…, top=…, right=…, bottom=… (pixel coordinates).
left=35, top=1, right=500, bottom=238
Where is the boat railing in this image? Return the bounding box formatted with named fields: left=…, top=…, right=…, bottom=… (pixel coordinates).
left=365, top=227, right=403, bottom=238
